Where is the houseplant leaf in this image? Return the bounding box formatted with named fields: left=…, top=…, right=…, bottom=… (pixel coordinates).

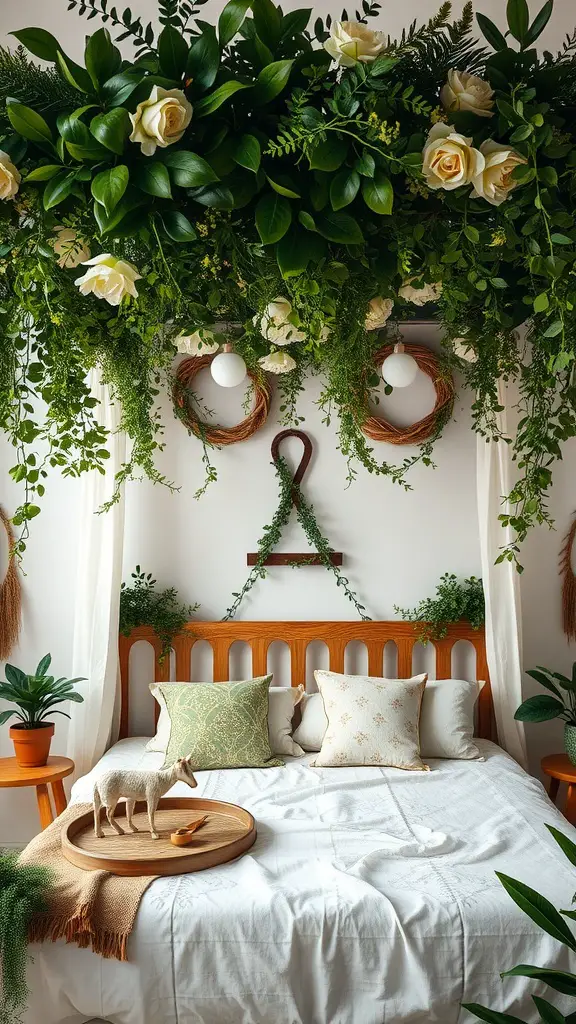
left=255, top=192, right=292, bottom=243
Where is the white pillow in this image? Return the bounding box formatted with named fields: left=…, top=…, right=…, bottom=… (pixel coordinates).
left=294, top=678, right=484, bottom=760
left=146, top=682, right=305, bottom=757
left=312, top=670, right=429, bottom=770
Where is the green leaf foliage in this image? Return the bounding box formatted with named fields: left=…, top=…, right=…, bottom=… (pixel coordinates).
left=91, top=165, right=129, bottom=215
left=164, top=150, right=219, bottom=187
left=85, top=27, right=121, bottom=88
left=10, top=27, right=62, bottom=62
left=514, top=694, right=566, bottom=722
left=119, top=567, right=197, bottom=662
left=161, top=209, right=197, bottom=242
left=134, top=161, right=172, bottom=199
left=0, top=851, right=52, bottom=1024
left=234, top=134, right=261, bottom=173
left=496, top=874, right=576, bottom=951
left=362, top=172, right=393, bottom=215
left=186, top=26, right=220, bottom=91
left=218, top=0, right=252, bottom=46
left=158, top=24, right=188, bottom=80
left=90, top=107, right=130, bottom=154
left=253, top=59, right=294, bottom=104
left=7, top=99, right=52, bottom=143
left=256, top=191, right=292, bottom=243
left=194, top=80, right=249, bottom=117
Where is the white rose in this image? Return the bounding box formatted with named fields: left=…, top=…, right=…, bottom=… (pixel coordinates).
left=258, top=351, right=297, bottom=374
left=324, top=20, right=387, bottom=67
left=176, top=330, right=219, bottom=356
left=365, top=297, right=394, bottom=331
left=0, top=150, right=21, bottom=201
left=399, top=278, right=442, bottom=306
left=53, top=227, right=91, bottom=269
left=318, top=324, right=331, bottom=343
left=129, top=85, right=193, bottom=157
left=471, top=139, right=527, bottom=207
left=74, top=253, right=141, bottom=306
left=422, top=123, right=484, bottom=191
left=452, top=337, right=478, bottom=362
left=254, top=297, right=306, bottom=345
left=440, top=70, right=494, bottom=119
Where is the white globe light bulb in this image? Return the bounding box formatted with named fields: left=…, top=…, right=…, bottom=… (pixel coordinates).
left=381, top=343, right=419, bottom=388
left=210, top=344, right=247, bottom=388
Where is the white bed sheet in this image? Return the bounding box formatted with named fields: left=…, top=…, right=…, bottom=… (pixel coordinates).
left=24, top=738, right=576, bottom=1024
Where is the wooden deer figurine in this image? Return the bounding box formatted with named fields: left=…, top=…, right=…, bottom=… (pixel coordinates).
left=93, top=757, right=198, bottom=840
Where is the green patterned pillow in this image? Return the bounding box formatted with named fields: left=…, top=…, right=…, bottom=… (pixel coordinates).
left=159, top=676, right=284, bottom=770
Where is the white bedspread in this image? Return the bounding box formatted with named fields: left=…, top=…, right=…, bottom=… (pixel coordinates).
left=24, top=739, right=576, bottom=1024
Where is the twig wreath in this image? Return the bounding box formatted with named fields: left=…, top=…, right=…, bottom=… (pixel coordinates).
left=362, top=343, right=455, bottom=445
left=173, top=355, right=271, bottom=446
left=0, top=505, right=22, bottom=661
left=224, top=430, right=370, bottom=621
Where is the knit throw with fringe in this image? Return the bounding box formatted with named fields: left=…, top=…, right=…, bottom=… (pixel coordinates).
left=18, top=803, right=157, bottom=961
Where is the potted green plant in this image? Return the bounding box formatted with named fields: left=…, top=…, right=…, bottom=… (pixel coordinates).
left=0, top=654, right=85, bottom=767
left=515, top=662, right=576, bottom=765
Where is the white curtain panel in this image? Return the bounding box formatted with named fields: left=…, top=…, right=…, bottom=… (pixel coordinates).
left=67, top=369, right=126, bottom=778
left=476, top=379, right=528, bottom=769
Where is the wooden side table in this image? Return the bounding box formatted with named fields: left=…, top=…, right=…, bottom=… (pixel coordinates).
left=0, top=755, right=74, bottom=830
left=541, top=754, right=576, bottom=823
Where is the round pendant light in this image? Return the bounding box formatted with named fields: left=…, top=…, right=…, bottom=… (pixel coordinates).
left=210, top=343, right=247, bottom=388
left=381, top=341, right=419, bottom=388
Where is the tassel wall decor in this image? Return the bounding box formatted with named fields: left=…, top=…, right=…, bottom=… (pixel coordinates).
left=0, top=505, right=21, bottom=660
left=560, top=514, right=576, bottom=642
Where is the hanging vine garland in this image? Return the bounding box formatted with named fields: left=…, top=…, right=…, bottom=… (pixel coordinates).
left=560, top=514, right=576, bottom=641
left=173, top=356, right=271, bottom=447
left=362, top=344, right=455, bottom=446
left=224, top=431, right=371, bottom=622
left=0, top=505, right=21, bottom=660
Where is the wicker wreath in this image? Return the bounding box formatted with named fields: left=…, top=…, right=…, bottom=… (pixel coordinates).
left=361, top=343, right=455, bottom=445
left=174, top=354, right=271, bottom=446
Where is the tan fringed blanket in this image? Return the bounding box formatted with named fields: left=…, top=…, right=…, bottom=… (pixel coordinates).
left=18, top=803, right=158, bottom=961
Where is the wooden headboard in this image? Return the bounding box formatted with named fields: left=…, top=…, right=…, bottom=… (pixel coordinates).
left=118, top=620, right=495, bottom=742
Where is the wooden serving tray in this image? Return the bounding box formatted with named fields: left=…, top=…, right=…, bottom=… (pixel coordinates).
left=62, top=797, right=256, bottom=876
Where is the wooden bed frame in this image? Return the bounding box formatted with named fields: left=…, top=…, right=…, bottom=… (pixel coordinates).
left=119, top=620, right=496, bottom=743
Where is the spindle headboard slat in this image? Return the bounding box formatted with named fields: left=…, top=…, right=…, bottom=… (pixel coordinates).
left=118, top=621, right=496, bottom=743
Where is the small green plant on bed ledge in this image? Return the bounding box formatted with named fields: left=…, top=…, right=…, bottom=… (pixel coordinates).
left=394, top=573, right=485, bottom=643
left=0, top=851, right=52, bottom=1024
left=463, top=824, right=576, bottom=1024
left=119, top=566, right=198, bottom=662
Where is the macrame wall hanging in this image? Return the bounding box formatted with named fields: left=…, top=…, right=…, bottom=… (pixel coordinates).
left=560, top=513, right=576, bottom=641
left=0, top=505, right=22, bottom=660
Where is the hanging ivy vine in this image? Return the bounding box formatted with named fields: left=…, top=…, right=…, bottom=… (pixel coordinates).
left=0, top=0, right=575, bottom=566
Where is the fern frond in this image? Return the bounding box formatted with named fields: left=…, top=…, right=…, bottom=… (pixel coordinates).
left=0, top=46, right=79, bottom=133
left=65, top=0, right=156, bottom=56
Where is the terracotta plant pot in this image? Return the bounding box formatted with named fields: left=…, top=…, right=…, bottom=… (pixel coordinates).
left=10, top=722, right=55, bottom=768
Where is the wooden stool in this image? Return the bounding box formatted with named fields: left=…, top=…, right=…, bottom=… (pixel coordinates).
left=0, top=755, right=74, bottom=830
left=541, top=754, right=576, bottom=823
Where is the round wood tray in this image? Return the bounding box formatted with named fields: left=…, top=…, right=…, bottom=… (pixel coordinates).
left=62, top=797, right=256, bottom=876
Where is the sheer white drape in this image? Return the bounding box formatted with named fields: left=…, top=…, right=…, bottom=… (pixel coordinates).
left=476, top=378, right=528, bottom=769
left=67, top=369, right=126, bottom=778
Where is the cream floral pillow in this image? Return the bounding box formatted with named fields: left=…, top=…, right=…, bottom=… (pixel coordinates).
left=313, top=670, right=429, bottom=771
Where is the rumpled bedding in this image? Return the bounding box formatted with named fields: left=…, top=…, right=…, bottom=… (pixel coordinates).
left=23, top=738, right=576, bottom=1024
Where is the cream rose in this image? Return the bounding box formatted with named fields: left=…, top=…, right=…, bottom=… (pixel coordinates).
left=53, top=227, right=91, bottom=269
left=365, top=296, right=394, bottom=331
left=422, top=123, right=484, bottom=191
left=129, top=85, right=193, bottom=157
left=471, top=139, right=527, bottom=207
left=175, top=330, right=219, bottom=356
left=254, top=297, right=306, bottom=345
left=399, top=278, right=442, bottom=306
left=0, top=150, right=21, bottom=201
left=324, top=21, right=387, bottom=67
left=318, top=324, right=331, bottom=343
left=440, top=70, right=494, bottom=118
left=258, top=351, right=297, bottom=374
left=74, top=254, right=141, bottom=306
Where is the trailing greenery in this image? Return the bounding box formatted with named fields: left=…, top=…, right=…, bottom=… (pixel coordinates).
left=0, top=654, right=84, bottom=729
left=224, top=454, right=370, bottom=620
left=463, top=822, right=576, bottom=1024
left=0, top=0, right=575, bottom=564
left=395, top=572, right=484, bottom=642
left=0, top=851, right=52, bottom=1024
left=515, top=660, right=576, bottom=727
left=119, top=565, right=198, bottom=660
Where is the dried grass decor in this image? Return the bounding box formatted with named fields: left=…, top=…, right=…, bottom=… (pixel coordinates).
left=173, top=355, right=271, bottom=447
left=0, top=505, right=22, bottom=660
left=560, top=514, right=576, bottom=642
left=362, top=343, right=455, bottom=446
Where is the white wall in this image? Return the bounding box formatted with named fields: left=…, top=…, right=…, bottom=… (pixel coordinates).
left=1, top=0, right=575, bottom=844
